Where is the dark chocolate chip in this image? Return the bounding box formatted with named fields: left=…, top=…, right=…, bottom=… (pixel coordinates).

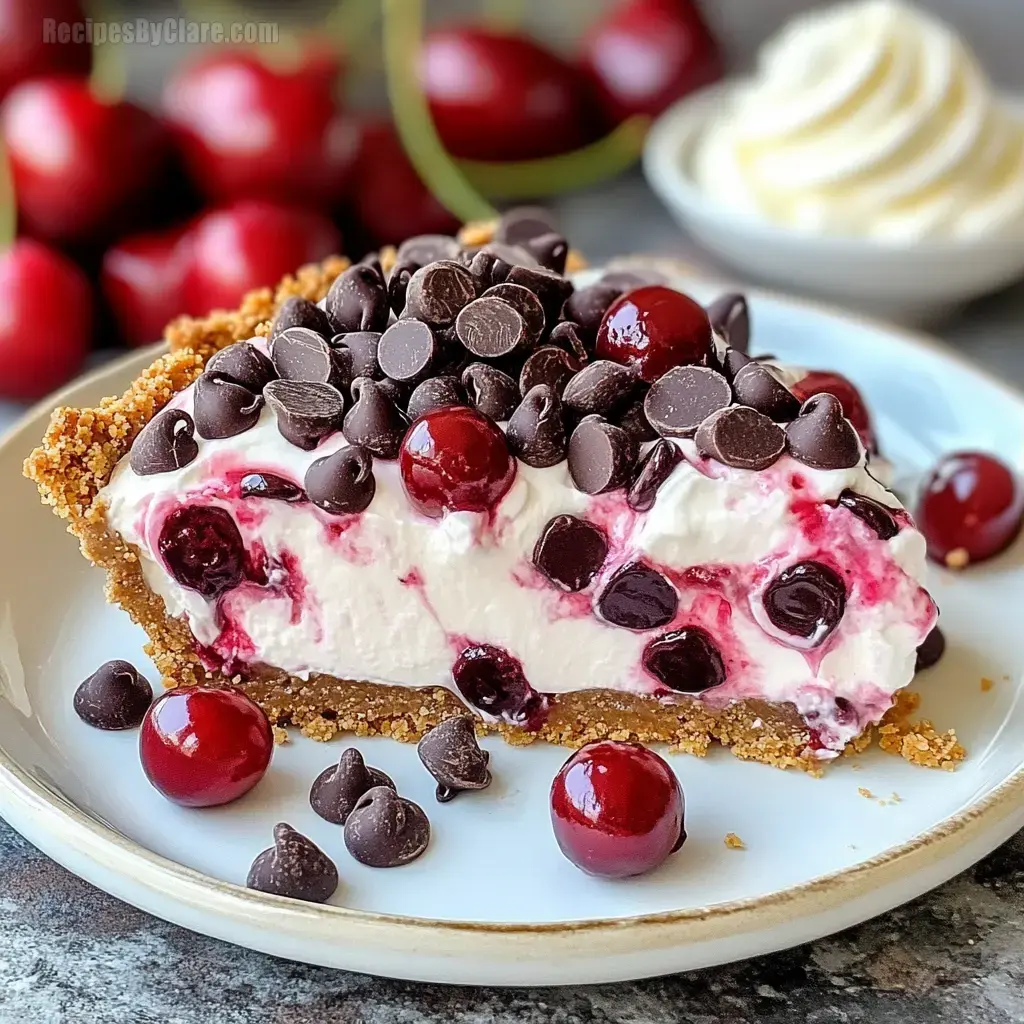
left=732, top=363, right=799, bottom=421
left=271, top=327, right=349, bottom=390
left=548, top=320, right=589, bottom=362
left=405, top=260, right=477, bottom=325
left=343, top=787, right=431, bottom=868
left=342, top=377, right=409, bottom=459
left=246, top=823, right=338, bottom=904
left=525, top=232, right=568, bottom=275
left=506, top=384, right=568, bottom=468
left=461, top=362, right=520, bottom=421
left=482, top=282, right=546, bottom=342
left=837, top=489, right=899, bottom=540
left=614, top=397, right=658, bottom=445
left=519, top=346, right=580, bottom=397
left=915, top=625, right=945, bottom=672
left=532, top=513, right=608, bottom=592
left=407, top=375, right=466, bottom=420
left=764, top=561, right=846, bottom=646
left=706, top=293, right=750, bottom=353
left=387, top=260, right=417, bottom=316
left=309, top=747, right=395, bottom=825
left=643, top=627, right=726, bottom=692
left=467, top=249, right=501, bottom=291
left=271, top=295, right=336, bottom=343
left=264, top=378, right=345, bottom=450
left=455, top=296, right=528, bottom=359
left=130, top=409, right=199, bottom=476
left=695, top=406, right=786, bottom=471
left=597, top=562, right=678, bottom=630
left=506, top=264, right=573, bottom=325
left=563, top=360, right=641, bottom=418
left=495, top=205, right=556, bottom=246
left=397, top=233, right=461, bottom=265
left=786, top=394, right=861, bottom=470
left=206, top=341, right=276, bottom=393
left=304, top=445, right=376, bottom=515
left=376, top=376, right=411, bottom=410
left=73, top=659, right=152, bottom=730
left=240, top=472, right=305, bottom=502
left=193, top=373, right=264, bottom=439
left=330, top=331, right=382, bottom=380
left=563, top=282, right=622, bottom=341
left=721, top=348, right=753, bottom=381
left=377, top=319, right=440, bottom=383
left=643, top=366, right=732, bottom=438
left=417, top=716, right=491, bottom=802
left=326, top=263, right=389, bottom=333
left=567, top=414, right=638, bottom=494
left=627, top=438, right=684, bottom=512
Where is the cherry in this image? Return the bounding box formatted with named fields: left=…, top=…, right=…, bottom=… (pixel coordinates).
left=183, top=199, right=340, bottom=316
left=158, top=505, right=246, bottom=599
left=550, top=740, right=685, bottom=878
left=0, top=0, right=92, bottom=102
left=400, top=406, right=516, bottom=518
left=163, top=49, right=358, bottom=207
left=419, top=28, right=596, bottom=161
left=0, top=238, right=91, bottom=399
left=792, top=370, right=876, bottom=452
left=1, top=76, right=168, bottom=244
left=581, top=0, right=724, bottom=126
left=139, top=686, right=273, bottom=807
left=763, top=561, right=846, bottom=647
left=452, top=643, right=540, bottom=723
left=917, top=452, right=1024, bottom=567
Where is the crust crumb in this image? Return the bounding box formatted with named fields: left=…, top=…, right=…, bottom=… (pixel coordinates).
left=724, top=833, right=746, bottom=850
left=858, top=787, right=875, bottom=799
left=981, top=677, right=994, bottom=692
left=945, top=547, right=970, bottom=569
left=272, top=726, right=289, bottom=746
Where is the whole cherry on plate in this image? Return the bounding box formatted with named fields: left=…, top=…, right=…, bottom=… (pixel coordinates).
left=419, top=28, right=597, bottom=161
left=580, top=0, right=724, bottom=125
left=791, top=369, right=875, bottom=452
left=1, top=76, right=169, bottom=244
left=0, top=238, right=92, bottom=399
left=916, top=451, right=1024, bottom=568
left=0, top=0, right=92, bottom=101
left=139, top=686, right=274, bottom=808
left=183, top=199, right=341, bottom=315
left=550, top=740, right=685, bottom=878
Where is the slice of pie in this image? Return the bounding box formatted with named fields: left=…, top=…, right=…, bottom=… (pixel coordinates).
left=25, top=218, right=961, bottom=772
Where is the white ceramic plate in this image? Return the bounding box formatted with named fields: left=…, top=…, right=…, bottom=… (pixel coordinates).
left=3, top=280, right=1024, bottom=986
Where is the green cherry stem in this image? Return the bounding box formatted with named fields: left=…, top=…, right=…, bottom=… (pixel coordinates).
left=0, top=136, right=16, bottom=251
left=87, top=0, right=129, bottom=102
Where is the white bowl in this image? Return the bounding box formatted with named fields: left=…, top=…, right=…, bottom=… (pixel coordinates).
left=642, top=82, right=1024, bottom=323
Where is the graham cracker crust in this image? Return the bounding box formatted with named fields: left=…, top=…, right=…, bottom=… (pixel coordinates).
left=22, top=233, right=964, bottom=773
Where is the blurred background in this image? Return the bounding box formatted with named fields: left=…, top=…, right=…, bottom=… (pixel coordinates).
left=0, top=0, right=1022, bottom=414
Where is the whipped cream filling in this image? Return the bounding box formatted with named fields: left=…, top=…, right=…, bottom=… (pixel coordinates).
left=692, top=0, right=1024, bottom=241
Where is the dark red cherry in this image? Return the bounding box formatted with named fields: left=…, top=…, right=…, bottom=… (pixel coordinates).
left=596, top=285, right=712, bottom=382
left=763, top=561, right=846, bottom=647
left=917, top=452, right=1024, bottom=567
left=792, top=370, right=875, bottom=452
left=452, top=644, right=541, bottom=724
left=550, top=740, right=685, bottom=878
left=400, top=406, right=516, bottom=518
left=0, top=0, right=92, bottom=102
left=643, top=626, right=725, bottom=693
left=158, top=505, right=245, bottom=599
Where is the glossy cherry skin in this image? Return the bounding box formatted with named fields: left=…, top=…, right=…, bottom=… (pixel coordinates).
left=1, top=76, right=168, bottom=244
left=596, top=285, right=712, bottom=382
left=581, top=0, right=723, bottom=125
left=139, top=687, right=273, bottom=808
left=917, top=452, right=1024, bottom=567
left=400, top=406, right=516, bottom=518
left=184, top=199, right=340, bottom=315
left=792, top=370, right=876, bottom=452
left=0, top=239, right=92, bottom=399
left=0, top=0, right=92, bottom=101
left=550, top=740, right=685, bottom=878
left=419, top=28, right=596, bottom=161
left=163, top=49, right=358, bottom=206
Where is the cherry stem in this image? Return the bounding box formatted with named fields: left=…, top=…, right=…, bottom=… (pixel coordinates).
left=87, top=0, right=128, bottom=102
left=481, top=0, right=528, bottom=30
left=0, top=135, right=15, bottom=251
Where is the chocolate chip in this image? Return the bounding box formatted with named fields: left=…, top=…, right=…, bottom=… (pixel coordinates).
left=763, top=561, right=846, bottom=646
left=407, top=375, right=466, bottom=420
left=130, top=409, right=199, bottom=475
left=461, top=363, right=520, bottom=421
left=563, top=282, right=622, bottom=341
left=376, top=376, right=411, bottom=410
left=563, top=360, right=641, bottom=418
left=417, top=716, right=491, bottom=802
left=344, top=787, right=431, bottom=868
left=915, top=625, right=945, bottom=672
left=304, top=445, right=376, bottom=515
left=837, top=489, right=899, bottom=540
left=695, top=406, right=786, bottom=471
left=525, top=232, right=568, bottom=275
left=342, top=377, right=409, bottom=458
left=405, top=260, right=477, bottom=325
left=720, top=348, right=752, bottom=381
left=507, top=384, right=568, bottom=467
left=495, top=205, right=556, bottom=246
left=326, top=263, right=389, bottom=333
left=519, top=346, right=580, bottom=397
left=397, top=233, right=461, bottom=265
left=271, top=327, right=349, bottom=390
left=643, top=627, right=725, bottom=692
left=387, top=260, right=417, bottom=316
left=732, top=363, right=799, bottom=421
left=482, top=282, right=546, bottom=342
left=506, top=264, right=573, bottom=325
left=331, top=331, right=382, bottom=380
left=467, top=249, right=501, bottom=291
left=598, top=562, right=678, bottom=630
left=264, top=379, right=345, bottom=450
left=786, top=394, right=861, bottom=470
left=614, top=397, right=658, bottom=445
left=246, top=823, right=338, bottom=904
left=454, top=296, right=528, bottom=359
left=643, top=366, right=732, bottom=438
left=568, top=414, right=638, bottom=494
left=377, top=319, right=440, bottom=383
left=73, top=659, right=152, bottom=729
left=706, top=293, right=750, bottom=353
left=240, top=472, right=305, bottom=502
left=309, top=748, right=395, bottom=825
left=271, top=295, right=336, bottom=343
left=548, top=320, right=589, bottom=362
left=627, top=438, right=684, bottom=511
left=532, top=514, right=608, bottom=592
left=192, top=373, right=264, bottom=439
left=206, top=341, right=276, bottom=393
